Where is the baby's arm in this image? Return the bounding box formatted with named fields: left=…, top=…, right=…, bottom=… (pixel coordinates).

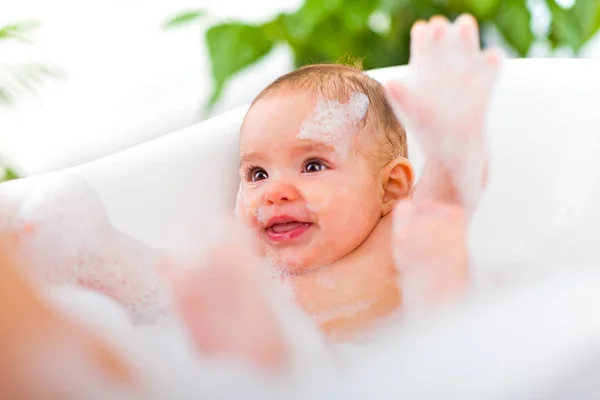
left=385, top=15, right=502, bottom=311
left=412, top=158, right=466, bottom=206
left=387, top=15, right=501, bottom=214
left=162, top=223, right=287, bottom=369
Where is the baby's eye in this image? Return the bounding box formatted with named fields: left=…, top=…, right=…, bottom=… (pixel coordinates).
left=303, top=160, right=327, bottom=173
left=250, top=168, right=268, bottom=182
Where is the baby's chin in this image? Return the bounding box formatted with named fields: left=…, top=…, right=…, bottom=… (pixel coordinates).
left=263, top=247, right=335, bottom=276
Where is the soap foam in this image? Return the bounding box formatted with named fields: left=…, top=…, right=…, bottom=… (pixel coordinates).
left=12, top=220, right=600, bottom=399
left=9, top=174, right=169, bottom=324
left=298, top=92, right=369, bottom=156
left=306, top=203, right=318, bottom=213
left=255, top=206, right=267, bottom=224
left=234, top=182, right=267, bottom=227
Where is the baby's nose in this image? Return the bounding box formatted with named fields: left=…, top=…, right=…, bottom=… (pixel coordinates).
left=264, top=180, right=300, bottom=205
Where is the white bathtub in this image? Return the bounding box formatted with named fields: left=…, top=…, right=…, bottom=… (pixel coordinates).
left=3, top=59, right=600, bottom=398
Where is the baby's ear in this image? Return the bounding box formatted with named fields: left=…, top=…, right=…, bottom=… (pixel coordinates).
left=381, top=157, right=414, bottom=216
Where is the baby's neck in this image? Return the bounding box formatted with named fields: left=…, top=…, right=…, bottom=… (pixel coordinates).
left=287, top=214, right=401, bottom=341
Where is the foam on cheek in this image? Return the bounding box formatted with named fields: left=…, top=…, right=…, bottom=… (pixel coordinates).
left=235, top=182, right=268, bottom=229
left=297, top=92, right=369, bottom=156
left=255, top=206, right=267, bottom=224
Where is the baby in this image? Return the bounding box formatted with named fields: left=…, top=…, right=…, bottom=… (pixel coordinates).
left=3, top=13, right=502, bottom=377
left=232, top=13, right=500, bottom=335
left=170, top=13, right=502, bottom=364
left=235, top=61, right=413, bottom=338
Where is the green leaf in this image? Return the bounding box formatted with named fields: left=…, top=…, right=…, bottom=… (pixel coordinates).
left=0, top=61, right=64, bottom=107
left=445, top=0, right=501, bottom=19
left=0, top=20, right=40, bottom=43
left=281, top=0, right=379, bottom=65
left=261, top=18, right=282, bottom=42
left=288, top=11, right=402, bottom=70
left=163, top=11, right=205, bottom=29
left=379, top=0, right=411, bottom=14
left=205, top=23, right=275, bottom=109
left=1, top=166, right=20, bottom=182
left=494, top=0, right=534, bottom=56
left=0, top=87, right=13, bottom=104
left=279, top=0, right=344, bottom=42
left=546, top=0, right=600, bottom=52
left=465, top=0, right=501, bottom=19
left=340, top=0, right=379, bottom=33
left=303, top=0, right=344, bottom=15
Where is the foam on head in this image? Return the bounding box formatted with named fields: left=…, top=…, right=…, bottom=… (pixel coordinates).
left=247, top=63, right=409, bottom=164
left=297, top=92, right=369, bottom=156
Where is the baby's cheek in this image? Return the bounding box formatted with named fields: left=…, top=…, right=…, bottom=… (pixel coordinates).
left=341, top=186, right=380, bottom=227
left=237, top=190, right=265, bottom=230
left=302, top=183, right=341, bottom=215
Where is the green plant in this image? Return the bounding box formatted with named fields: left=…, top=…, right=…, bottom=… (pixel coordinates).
left=0, top=20, right=63, bottom=182
left=167, top=0, right=600, bottom=110
left=0, top=21, right=63, bottom=106
left=0, top=165, right=19, bottom=182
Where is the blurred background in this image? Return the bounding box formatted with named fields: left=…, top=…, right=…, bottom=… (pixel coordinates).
left=1, top=0, right=600, bottom=182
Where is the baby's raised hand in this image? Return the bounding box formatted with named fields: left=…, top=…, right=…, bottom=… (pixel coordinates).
left=386, top=14, right=502, bottom=212
left=386, top=15, right=502, bottom=159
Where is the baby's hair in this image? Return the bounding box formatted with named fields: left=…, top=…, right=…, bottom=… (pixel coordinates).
left=250, top=62, right=407, bottom=161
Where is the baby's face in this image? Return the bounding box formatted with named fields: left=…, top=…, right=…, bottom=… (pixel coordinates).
left=238, top=91, right=383, bottom=273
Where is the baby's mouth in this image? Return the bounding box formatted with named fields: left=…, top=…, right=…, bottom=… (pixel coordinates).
left=265, top=217, right=312, bottom=242
left=269, top=221, right=307, bottom=233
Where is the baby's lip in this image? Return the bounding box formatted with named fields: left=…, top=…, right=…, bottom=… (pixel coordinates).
left=265, top=215, right=307, bottom=229
left=265, top=215, right=313, bottom=242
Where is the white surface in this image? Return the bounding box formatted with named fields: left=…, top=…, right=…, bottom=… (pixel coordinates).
left=0, top=0, right=297, bottom=175
left=3, top=59, right=600, bottom=397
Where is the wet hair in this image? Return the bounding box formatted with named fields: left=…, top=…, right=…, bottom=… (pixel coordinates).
left=249, top=63, right=408, bottom=162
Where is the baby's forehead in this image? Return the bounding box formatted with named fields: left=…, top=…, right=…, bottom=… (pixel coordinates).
left=240, top=90, right=371, bottom=148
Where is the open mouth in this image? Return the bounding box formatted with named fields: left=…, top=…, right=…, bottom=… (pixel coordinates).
left=266, top=217, right=312, bottom=242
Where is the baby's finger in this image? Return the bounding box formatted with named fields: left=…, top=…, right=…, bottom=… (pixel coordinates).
left=481, top=47, right=504, bottom=82
left=429, top=15, right=450, bottom=42
left=409, top=20, right=428, bottom=64
left=454, top=14, right=480, bottom=56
